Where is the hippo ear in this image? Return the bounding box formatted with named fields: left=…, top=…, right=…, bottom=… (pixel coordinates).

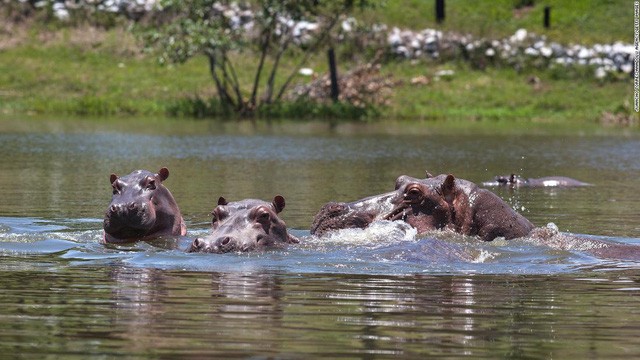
left=158, top=167, right=170, bottom=182
left=425, top=170, right=434, bottom=178
left=218, top=196, right=228, bottom=206
left=273, top=195, right=286, bottom=213
left=110, top=174, right=118, bottom=184
left=441, top=174, right=456, bottom=202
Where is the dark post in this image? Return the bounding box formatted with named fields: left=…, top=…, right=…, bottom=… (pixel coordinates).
left=435, top=0, right=445, bottom=24
left=327, top=48, right=339, bottom=102
left=543, top=6, right=551, bottom=28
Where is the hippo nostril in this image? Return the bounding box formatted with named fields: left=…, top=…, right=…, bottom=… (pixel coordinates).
left=128, top=202, right=137, bottom=211
left=110, top=204, right=118, bottom=213
left=221, top=237, right=230, bottom=246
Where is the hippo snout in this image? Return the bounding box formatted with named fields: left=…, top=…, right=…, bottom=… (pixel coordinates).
left=109, top=202, right=145, bottom=215
left=188, top=236, right=235, bottom=253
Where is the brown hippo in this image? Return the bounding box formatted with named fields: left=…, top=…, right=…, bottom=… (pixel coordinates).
left=312, top=173, right=534, bottom=241
left=103, top=167, right=186, bottom=244
left=388, top=174, right=535, bottom=241
left=483, top=174, right=590, bottom=187
left=188, top=196, right=299, bottom=253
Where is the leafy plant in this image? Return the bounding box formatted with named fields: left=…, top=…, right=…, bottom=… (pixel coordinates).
left=138, top=0, right=379, bottom=117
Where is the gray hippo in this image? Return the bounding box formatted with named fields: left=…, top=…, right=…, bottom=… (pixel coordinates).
left=188, top=196, right=299, bottom=253
left=312, top=173, right=534, bottom=241
left=483, top=174, right=590, bottom=187
left=103, top=167, right=186, bottom=244
left=310, top=192, right=397, bottom=236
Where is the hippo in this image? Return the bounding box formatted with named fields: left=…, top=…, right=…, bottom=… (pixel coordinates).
left=388, top=174, right=535, bottom=241
left=310, top=192, right=396, bottom=236
left=312, top=172, right=535, bottom=241
left=103, top=167, right=186, bottom=244
left=188, top=195, right=299, bottom=253
left=483, top=174, right=590, bottom=187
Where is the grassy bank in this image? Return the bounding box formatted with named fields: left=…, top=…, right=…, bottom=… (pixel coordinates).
left=0, top=41, right=630, bottom=122
left=0, top=0, right=634, bottom=122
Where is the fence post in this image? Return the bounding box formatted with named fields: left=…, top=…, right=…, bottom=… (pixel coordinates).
left=435, top=0, right=445, bottom=24
left=543, top=6, right=551, bottom=28
left=327, top=48, right=339, bottom=102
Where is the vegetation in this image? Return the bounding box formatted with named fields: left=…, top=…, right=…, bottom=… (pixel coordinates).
left=138, top=0, right=379, bottom=116
left=0, top=0, right=635, bottom=123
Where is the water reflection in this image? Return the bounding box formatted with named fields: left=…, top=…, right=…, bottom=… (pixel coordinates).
left=1, top=118, right=640, bottom=356
left=0, top=265, right=638, bottom=357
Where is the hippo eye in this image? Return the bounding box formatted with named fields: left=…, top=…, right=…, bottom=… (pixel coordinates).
left=256, top=210, right=271, bottom=223
left=146, top=179, right=156, bottom=191
left=111, top=183, right=121, bottom=195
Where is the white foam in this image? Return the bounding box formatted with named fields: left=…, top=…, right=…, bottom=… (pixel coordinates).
left=312, top=220, right=417, bottom=248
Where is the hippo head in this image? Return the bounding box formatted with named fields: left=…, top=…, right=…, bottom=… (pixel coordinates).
left=384, top=174, right=453, bottom=234
left=188, top=196, right=299, bottom=253
left=310, top=172, right=439, bottom=237
left=495, top=174, right=525, bottom=186
left=104, top=167, right=180, bottom=241
left=310, top=190, right=401, bottom=236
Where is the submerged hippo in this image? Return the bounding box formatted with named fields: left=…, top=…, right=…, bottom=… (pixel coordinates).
left=312, top=173, right=534, bottom=241
left=188, top=196, right=299, bottom=253
left=103, top=167, right=186, bottom=244
left=310, top=192, right=396, bottom=236
left=483, top=174, right=590, bottom=187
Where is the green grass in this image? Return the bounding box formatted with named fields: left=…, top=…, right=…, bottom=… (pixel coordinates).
left=0, top=41, right=631, bottom=122
left=0, top=0, right=634, bottom=122
left=380, top=60, right=632, bottom=122
left=363, top=0, right=631, bottom=45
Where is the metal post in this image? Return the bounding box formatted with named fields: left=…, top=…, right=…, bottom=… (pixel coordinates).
left=436, top=0, right=445, bottom=24
left=327, top=48, right=339, bottom=102
left=544, top=6, right=551, bottom=28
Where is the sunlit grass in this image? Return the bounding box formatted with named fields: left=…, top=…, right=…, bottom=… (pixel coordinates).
left=0, top=0, right=633, bottom=121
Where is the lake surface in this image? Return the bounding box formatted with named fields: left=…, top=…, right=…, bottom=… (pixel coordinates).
left=1, top=117, right=639, bottom=358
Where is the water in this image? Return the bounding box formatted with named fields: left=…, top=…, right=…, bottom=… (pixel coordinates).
left=1, top=117, right=640, bottom=357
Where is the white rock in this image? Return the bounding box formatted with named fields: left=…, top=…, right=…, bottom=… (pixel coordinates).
left=435, top=69, right=455, bottom=77
left=298, top=68, right=314, bottom=76
left=577, top=48, right=592, bottom=59
left=511, top=28, right=528, bottom=42
left=540, top=47, right=552, bottom=57
left=589, top=58, right=603, bottom=65
left=524, top=47, right=539, bottom=56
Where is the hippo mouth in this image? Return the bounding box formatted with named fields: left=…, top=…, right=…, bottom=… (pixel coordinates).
left=381, top=196, right=449, bottom=234
left=104, top=208, right=156, bottom=239
left=383, top=203, right=411, bottom=222
left=188, top=236, right=276, bottom=254
left=311, top=208, right=378, bottom=236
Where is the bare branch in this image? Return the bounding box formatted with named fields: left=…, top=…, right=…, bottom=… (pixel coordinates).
left=250, top=29, right=272, bottom=108
left=208, top=53, right=236, bottom=108
left=220, top=52, right=245, bottom=109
